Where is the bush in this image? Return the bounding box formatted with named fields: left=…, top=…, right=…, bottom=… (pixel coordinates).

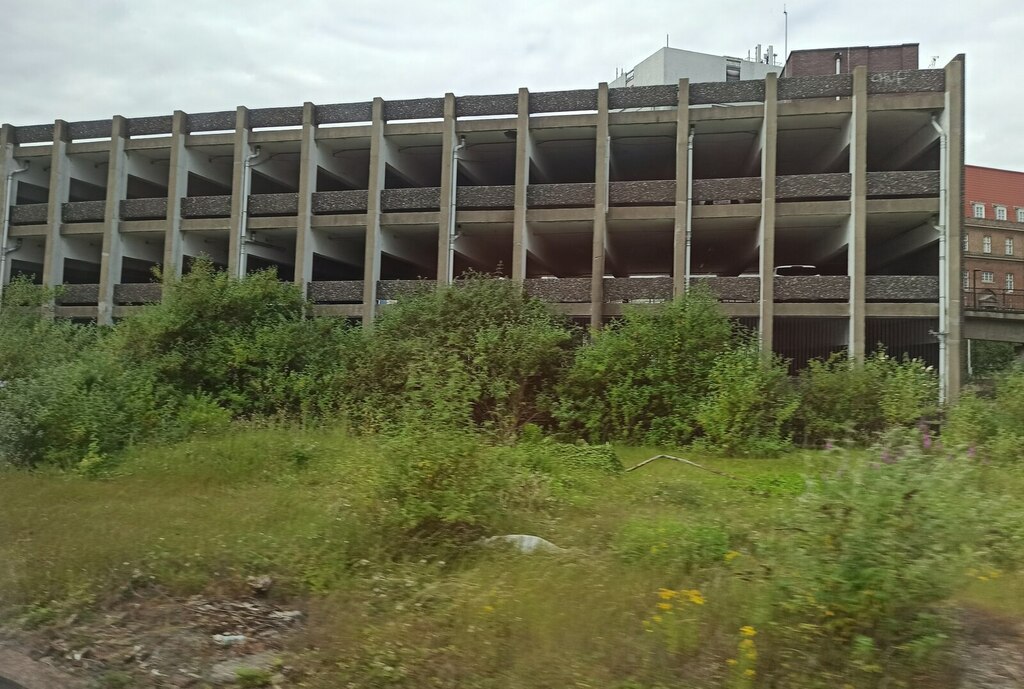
left=695, top=341, right=797, bottom=456
left=555, top=287, right=734, bottom=445
left=378, top=430, right=545, bottom=544
left=945, top=368, right=1024, bottom=462
left=792, top=351, right=939, bottom=446
left=766, top=429, right=984, bottom=685
left=353, top=274, right=573, bottom=437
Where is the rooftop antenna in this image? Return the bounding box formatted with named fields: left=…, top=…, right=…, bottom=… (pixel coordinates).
left=666, top=33, right=670, bottom=47
left=784, top=5, right=788, bottom=69
left=929, top=55, right=939, bottom=67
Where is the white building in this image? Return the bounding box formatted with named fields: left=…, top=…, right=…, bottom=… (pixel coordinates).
left=611, top=46, right=779, bottom=88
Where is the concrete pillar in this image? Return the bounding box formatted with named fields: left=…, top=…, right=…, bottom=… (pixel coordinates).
left=162, top=111, right=189, bottom=282
left=227, top=106, right=251, bottom=278
left=42, top=120, right=71, bottom=289
left=0, top=124, right=15, bottom=291
left=591, top=83, right=610, bottom=330
left=361, top=97, right=387, bottom=326
left=757, top=74, right=778, bottom=354
left=511, top=88, right=530, bottom=281
left=437, top=93, right=458, bottom=285
left=943, top=56, right=965, bottom=402
left=295, top=102, right=318, bottom=296
left=847, top=67, right=868, bottom=363
left=97, top=116, right=129, bottom=325
left=672, top=79, right=691, bottom=297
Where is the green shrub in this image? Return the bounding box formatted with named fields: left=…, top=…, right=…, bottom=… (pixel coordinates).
left=556, top=287, right=734, bottom=445
left=945, top=369, right=1024, bottom=462
left=354, top=274, right=573, bottom=437
left=792, top=351, right=939, bottom=446
left=378, top=430, right=543, bottom=543
left=766, top=429, right=984, bottom=685
left=695, top=341, right=797, bottom=457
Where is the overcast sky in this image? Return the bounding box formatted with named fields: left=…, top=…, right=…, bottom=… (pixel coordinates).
left=4, top=0, right=1019, bottom=169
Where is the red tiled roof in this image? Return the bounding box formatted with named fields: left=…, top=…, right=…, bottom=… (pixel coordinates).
left=965, top=165, right=1024, bottom=217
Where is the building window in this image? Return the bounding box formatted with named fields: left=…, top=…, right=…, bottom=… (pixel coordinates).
left=983, top=235, right=992, bottom=254
left=963, top=270, right=970, bottom=288
left=996, top=206, right=1007, bottom=221
left=982, top=271, right=994, bottom=284
left=1007, top=238, right=1015, bottom=256
left=973, top=203, right=986, bottom=218
left=1006, top=273, right=1015, bottom=292
left=963, top=234, right=969, bottom=251
left=1018, top=208, right=1024, bottom=223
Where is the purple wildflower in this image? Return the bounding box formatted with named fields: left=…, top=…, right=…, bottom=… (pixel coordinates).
left=922, top=434, right=932, bottom=450
left=881, top=450, right=895, bottom=465
left=967, top=445, right=977, bottom=459
left=824, top=441, right=834, bottom=451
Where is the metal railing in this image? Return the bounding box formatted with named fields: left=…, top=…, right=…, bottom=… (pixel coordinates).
left=964, top=287, right=1024, bottom=312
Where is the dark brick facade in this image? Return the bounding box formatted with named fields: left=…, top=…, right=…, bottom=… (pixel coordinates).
left=783, top=44, right=918, bottom=77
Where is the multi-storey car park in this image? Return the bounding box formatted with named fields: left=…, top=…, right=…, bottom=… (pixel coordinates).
left=0, top=52, right=964, bottom=400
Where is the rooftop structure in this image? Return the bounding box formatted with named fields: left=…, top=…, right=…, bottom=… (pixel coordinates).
left=610, top=46, right=778, bottom=89
left=0, top=55, right=965, bottom=398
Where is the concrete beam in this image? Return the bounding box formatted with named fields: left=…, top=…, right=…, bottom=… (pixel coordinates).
left=964, top=315, right=1024, bottom=344
left=437, top=93, right=457, bottom=284
left=672, top=78, right=690, bottom=297
left=66, top=155, right=108, bottom=189
left=452, top=233, right=501, bottom=270
left=251, top=155, right=299, bottom=191
left=245, top=232, right=294, bottom=264
left=867, top=221, right=937, bottom=270
left=182, top=233, right=228, bottom=265
left=883, top=122, right=939, bottom=171
left=311, top=232, right=363, bottom=266
left=524, top=226, right=558, bottom=275
left=294, top=102, right=317, bottom=294
left=381, top=230, right=433, bottom=271
left=42, top=120, right=71, bottom=289
left=591, top=83, right=609, bottom=330
left=125, top=151, right=169, bottom=189
left=98, top=116, right=129, bottom=325
left=942, top=56, right=965, bottom=401
left=812, top=115, right=852, bottom=173
left=849, top=67, right=868, bottom=363
left=806, top=226, right=850, bottom=264
left=361, top=98, right=387, bottom=324
left=382, top=138, right=435, bottom=188
left=227, top=107, right=251, bottom=277
left=120, top=234, right=164, bottom=264
left=511, top=88, right=530, bottom=280
left=758, top=74, right=778, bottom=354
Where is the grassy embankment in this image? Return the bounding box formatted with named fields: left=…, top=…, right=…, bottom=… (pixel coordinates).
left=2, top=427, right=1021, bottom=688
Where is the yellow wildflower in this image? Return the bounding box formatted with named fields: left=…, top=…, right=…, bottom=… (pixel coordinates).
left=658, top=588, right=678, bottom=600
left=740, top=625, right=757, bottom=637
left=739, top=639, right=754, bottom=650
left=743, top=669, right=756, bottom=678
left=725, top=658, right=738, bottom=666
left=657, top=602, right=673, bottom=611
left=482, top=605, right=495, bottom=614
left=652, top=615, right=663, bottom=623
left=684, top=589, right=705, bottom=605
left=724, top=550, right=741, bottom=562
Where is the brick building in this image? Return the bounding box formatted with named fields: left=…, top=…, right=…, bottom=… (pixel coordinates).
left=782, top=44, right=920, bottom=77
left=963, top=165, right=1024, bottom=310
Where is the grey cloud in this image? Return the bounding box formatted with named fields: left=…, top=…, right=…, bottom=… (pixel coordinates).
left=2, top=0, right=1018, bottom=168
